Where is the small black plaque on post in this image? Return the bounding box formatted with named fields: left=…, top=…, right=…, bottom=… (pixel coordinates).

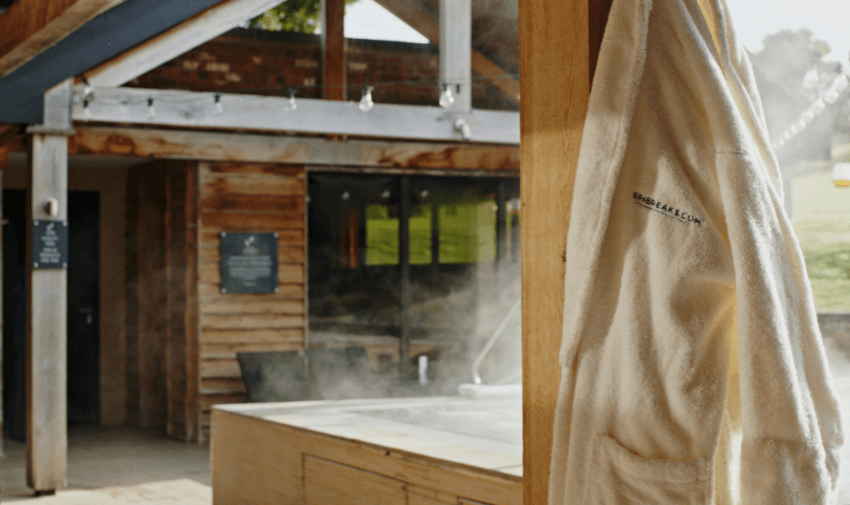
left=220, top=232, right=278, bottom=294
left=33, top=219, right=68, bottom=269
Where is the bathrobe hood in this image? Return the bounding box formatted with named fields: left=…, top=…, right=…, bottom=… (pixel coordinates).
left=549, top=0, right=845, bottom=503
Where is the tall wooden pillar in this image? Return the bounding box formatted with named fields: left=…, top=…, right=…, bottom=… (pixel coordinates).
left=25, top=78, right=73, bottom=494
left=520, top=0, right=610, bottom=503
left=440, top=0, right=472, bottom=112
left=321, top=0, right=346, bottom=101
left=0, top=146, right=6, bottom=458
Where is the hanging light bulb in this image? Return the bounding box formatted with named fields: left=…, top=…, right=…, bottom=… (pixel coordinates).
left=359, top=86, right=374, bottom=112
left=813, top=99, right=826, bottom=114
left=803, top=109, right=816, bottom=122
left=341, top=190, right=350, bottom=201
left=286, top=88, right=297, bottom=111
left=803, top=68, right=820, bottom=89
left=146, top=97, right=156, bottom=120
left=381, top=189, right=391, bottom=199
left=790, top=124, right=799, bottom=135
left=82, top=99, right=92, bottom=120
left=213, top=93, right=224, bottom=116
left=834, top=73, right=849, bottom=92
left=797, top=117, right=808, bottom=129
left=439, top=84, right=455, bottom=109
left=825, top=87, right=840, bottom=104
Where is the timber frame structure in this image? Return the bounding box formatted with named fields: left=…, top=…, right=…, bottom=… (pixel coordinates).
left=0, top=0, right=612, bottom=502
left=0, top=0, right=523, bottom=494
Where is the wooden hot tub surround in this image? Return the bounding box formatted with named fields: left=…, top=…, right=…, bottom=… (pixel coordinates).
left=211, top=396, right=522, bottom=505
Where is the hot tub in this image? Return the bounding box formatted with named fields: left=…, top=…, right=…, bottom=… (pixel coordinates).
left=211, top=392, right=522, bottom=505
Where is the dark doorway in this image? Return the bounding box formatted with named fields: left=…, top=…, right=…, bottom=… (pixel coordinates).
left=3, top=190, right=100, bottom=441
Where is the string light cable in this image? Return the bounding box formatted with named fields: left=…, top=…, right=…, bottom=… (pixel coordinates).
left=72, top=72, right=519, bottom=120
left=772, top=68, right=850, bottom=151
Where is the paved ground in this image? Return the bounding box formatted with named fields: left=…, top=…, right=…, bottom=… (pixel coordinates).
left=0, top=426, right=210, bottom=504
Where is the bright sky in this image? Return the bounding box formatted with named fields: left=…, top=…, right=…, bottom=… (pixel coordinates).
left=347, top=0, right=850, bottom=62
left=344, top=0, right=429, bottom=44
left=726, top=0, right=850, bottom=61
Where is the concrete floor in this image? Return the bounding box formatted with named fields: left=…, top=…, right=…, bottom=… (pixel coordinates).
left=0, top=426, right=211, bottom=504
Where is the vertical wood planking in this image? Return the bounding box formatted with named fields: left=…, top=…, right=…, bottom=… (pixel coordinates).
left=197, top=161, right=307, bottom=441
left=519, top=0, right=610, bottom=502
left=124, top=165, right=140, bottom=426
left=165, top=160, right=200, bottom=442
left=138, top=163, right=168, bottom=428
left=125, top=161, right=168, bottom=429
left=321, top=0, right=346, bottom=101
left=26, top=134, right=68, bottom=491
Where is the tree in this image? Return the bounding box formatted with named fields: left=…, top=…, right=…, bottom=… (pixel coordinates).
left=250, top=0, right=360, bottom=33
left=749, top=28, right=844, bottom=161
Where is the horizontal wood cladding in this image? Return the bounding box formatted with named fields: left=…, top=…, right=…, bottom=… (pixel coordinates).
left=201, top=195, right=304, bottom=214
left=198, top=283, right=305, bottom=300
left=200, top=314, right=305, bottom=330
left=200, top=211, right=304, bottom=230
left=202, top=176, right=304, bottom=198
left=202, top=328, right=304, bottom=344
left=197, top=161, right=307, bottom=426
left=201, top=299, right=304, bottom=315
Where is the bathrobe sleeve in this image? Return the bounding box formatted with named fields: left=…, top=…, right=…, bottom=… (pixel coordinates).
left=703, top=2, right=845, bottom=501
left=714, top=149, right=844, bottom=503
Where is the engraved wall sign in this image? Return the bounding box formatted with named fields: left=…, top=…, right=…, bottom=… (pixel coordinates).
left=33, top=219, right=68, bottom=269
left=220, top=232, right=279, bottom=294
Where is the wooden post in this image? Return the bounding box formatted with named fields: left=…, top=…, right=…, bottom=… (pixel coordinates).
left=398, top=175, right=411, bottom=378
left=439, top=0, right=471, bottom=112
left=320, top=0, right=346, bottom=101
left=0, top=146, right=5, bottom=457
left=520, top=0, right=611, bottom=503
left=26, top=78, right=74, bottom=494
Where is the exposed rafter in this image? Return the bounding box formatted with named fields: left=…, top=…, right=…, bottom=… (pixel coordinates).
left=0, top=0, right=227, bottom=123
left=373, top=0, right=520, bottom=102
left=83, top=0, right=283, bottom=87
left=73, top=87, right=520, bottom=144
left=0, top=0, right=130, bottom=80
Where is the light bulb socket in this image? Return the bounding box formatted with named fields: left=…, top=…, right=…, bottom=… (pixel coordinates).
left=359, top=86, right=374, bottom=112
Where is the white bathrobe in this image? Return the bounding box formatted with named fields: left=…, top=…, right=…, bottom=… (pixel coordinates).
left=548, top=0, right=845, bottom=503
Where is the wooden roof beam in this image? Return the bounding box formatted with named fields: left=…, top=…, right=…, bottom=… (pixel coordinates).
left=83, top=0, right=284, bottom=87
left=373, top=0, right=519, bottom=103
left=0, top=0, right=130, bottom=80
left=67, top=126, right=520, bottom=171
left=72, top=86, right=520, bottom=144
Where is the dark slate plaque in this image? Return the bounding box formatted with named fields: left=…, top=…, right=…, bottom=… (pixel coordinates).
left=33, top=219, right=68, bottom=269
left=220, top=232, right=278, bottom=294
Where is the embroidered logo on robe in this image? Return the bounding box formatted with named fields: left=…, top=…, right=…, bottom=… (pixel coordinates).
left=633, top=192, right=702, bottom=226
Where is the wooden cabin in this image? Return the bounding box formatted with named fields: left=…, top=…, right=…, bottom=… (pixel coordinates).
left=0, top=0, right=539, bottom=496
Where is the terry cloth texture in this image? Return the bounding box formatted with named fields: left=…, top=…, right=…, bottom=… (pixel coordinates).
left=548, top=0, right=845, bottom=504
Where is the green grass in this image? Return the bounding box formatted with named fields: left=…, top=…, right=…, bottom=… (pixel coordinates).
left=792, top=171, right=850, bottom=311
left=365, top=201, right=501, bottom=266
